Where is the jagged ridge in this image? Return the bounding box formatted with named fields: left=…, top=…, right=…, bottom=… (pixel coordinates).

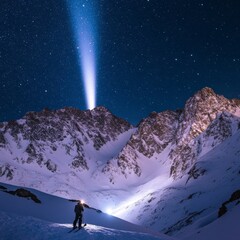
left=1, top=87, right=240, bottom=237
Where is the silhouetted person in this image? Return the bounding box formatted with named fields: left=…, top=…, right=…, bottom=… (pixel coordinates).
left=73, top=201, right=84, bottom=229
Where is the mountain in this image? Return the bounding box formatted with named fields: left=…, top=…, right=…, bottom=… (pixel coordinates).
left=0, top=106, right=135, bottom=199
left=114, top=123, right=240, bottom=236
left=108, top=87, right=240, bottom=236
left=102, top=110, right=180, bottom=181
left=102, top=87, right=240, bottom=185
left=168, top=87, right=240, bottom=178
left=1, top=87, right=240, bottom=238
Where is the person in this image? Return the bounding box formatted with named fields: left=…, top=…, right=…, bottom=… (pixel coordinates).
left=73, top=201, right=84, bottom=229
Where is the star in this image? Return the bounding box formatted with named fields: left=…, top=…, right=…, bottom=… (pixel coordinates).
left=0, top=0, right=239, bottom=125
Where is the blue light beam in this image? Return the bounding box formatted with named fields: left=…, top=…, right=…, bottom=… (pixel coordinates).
left=67, top=0, right=97, bottom=110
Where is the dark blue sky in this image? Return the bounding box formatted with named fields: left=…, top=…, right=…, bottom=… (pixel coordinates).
left=1, top=0, right=240, bottom=125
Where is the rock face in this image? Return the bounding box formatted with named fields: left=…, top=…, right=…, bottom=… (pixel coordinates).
left=0, top=106, right=133, bottom=181
left=218, top=190, right=240, bottom=217
left=169, top=87, right=240, bottom=178
left=1, top=87, right=240, bottom=184
left=103, top=87, right=240, bottom=181
left=5, top=188, right=41, bottom=204
left=185, top=110, right=240, bottom=184
left=102, top=110, right=180, bottom=179
left=113, top=114, right=240, bottom=236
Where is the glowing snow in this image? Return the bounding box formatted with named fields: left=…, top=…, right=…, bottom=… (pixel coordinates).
left=106, top=208, right=114, bottom=215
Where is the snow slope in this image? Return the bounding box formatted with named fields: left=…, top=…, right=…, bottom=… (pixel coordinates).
left=0, top=182, right=175, bottom=240
left=0, top=211, right=164, bottom=240
left=111, top=126, right=240, bottom=237
left=1, top=183, right=240, bottom=240
left=182, top=205, right=240, bottom=240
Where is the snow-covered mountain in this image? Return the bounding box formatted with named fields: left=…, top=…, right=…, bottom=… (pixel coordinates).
left=0, top=106, right=135, bottom=199
left=1, top=87, right=240, bottom=238
left=115, top=124, right=240, bottom=236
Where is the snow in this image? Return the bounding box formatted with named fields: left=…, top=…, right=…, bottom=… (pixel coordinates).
left=2, top=126, right=240, bottom=239
left=0, top=126, right=137, bottom=204
left=106, top=128, right=240, bottom=239
left=0, top=211, right=163, bottom=240
left=1, top=181, right=240, bottom=240
left=182, top=205, right=240, bottom=240
left=0, top=182, right=175, bottom=240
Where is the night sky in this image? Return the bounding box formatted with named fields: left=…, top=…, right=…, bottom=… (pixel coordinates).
left=1, top=1, right=240, bottom=125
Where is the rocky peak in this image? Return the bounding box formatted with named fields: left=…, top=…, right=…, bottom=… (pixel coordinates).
left=174, top=87, right=239, bottom=145
left=92, top=106, right=109, bottom=113
left=232, top=98, right=240, bottom=107
left=0, top=106, right=134, bottom=179
left=23, top=106, right=132, bottom=138
left=102, top=87, right=240, bottom=182
left=194, top=86, right=216, bottom=99
left=169, top=87, right=240, bottom=178
left=135, top=110, right=180, bottom=151
left=102, top=110, right=180, bottom=180
left=1, top=86, right=240, bottom=189
left=182, top=87, right=231, bottom=123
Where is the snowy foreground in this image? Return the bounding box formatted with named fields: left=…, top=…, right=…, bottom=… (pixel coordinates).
left=0, top=182, right=174, bottom=240
left=1, top=183, right=240, bottom=240
left=0, top=212, right=162, bottom=240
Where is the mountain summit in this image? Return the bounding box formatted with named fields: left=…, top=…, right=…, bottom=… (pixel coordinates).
left=169, top=87, right=240, bottom=178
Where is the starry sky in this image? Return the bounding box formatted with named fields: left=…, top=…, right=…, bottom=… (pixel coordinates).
left=1, top=0, right=240, bottom=125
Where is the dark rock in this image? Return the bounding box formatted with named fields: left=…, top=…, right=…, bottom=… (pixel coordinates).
left=4, top=188, right=41, bottom=203
left=0, top=185, right=7, bottom=190
left=45, top=159, right=57, bottom=172
left=218, top=204, right=227, bottom=217
left=14, top=188, right=41, bottom=203
left=186, top=164, right=207, bottom=183
left=218, top=189, right=240, bottom=217
left=163, top=209, right=206, bottom=235
left=0, top=165, right=14, bottom=180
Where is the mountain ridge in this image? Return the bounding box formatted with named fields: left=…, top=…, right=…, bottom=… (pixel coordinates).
left=1, top=87, right=240, bottom=237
